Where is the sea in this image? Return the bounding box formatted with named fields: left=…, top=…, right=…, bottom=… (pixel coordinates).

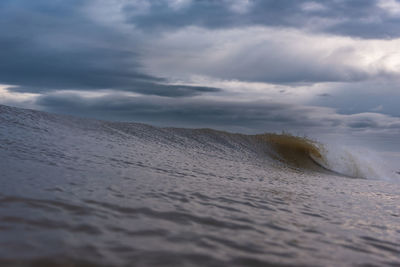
left=0, top=104, right=399, bottom=266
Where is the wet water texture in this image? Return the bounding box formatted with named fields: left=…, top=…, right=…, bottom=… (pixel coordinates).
left=0, top=105, right=399, bottom=266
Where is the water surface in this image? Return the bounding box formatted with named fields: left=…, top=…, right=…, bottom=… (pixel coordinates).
left=0, top=105, right=399, bottom=266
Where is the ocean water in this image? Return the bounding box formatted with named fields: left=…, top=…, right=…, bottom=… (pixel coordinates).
left=0, top=104, right=399, bottom=267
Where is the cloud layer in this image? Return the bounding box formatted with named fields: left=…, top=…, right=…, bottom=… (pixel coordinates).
left=1, top=0, right=399, bottom=141
left=142, top=26, right=400, bottom=84
left=0, top=0, right=219, bottom=97
left=123, top=0, right=400, bottom=38
left=35, top=92, right=400, bottom=135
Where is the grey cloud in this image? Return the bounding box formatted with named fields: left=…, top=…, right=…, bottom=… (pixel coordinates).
left=0, top=0, right=220, bottom=97
left=35, top=92, right=400, bottom=134
left=10, top=83, right=219, bottom=98
left=309, top=80, right=400, bottom=117
left=347, top=120, right=379, bottom=129
left=124, top=0, right=400, bottom=38
left=142, top=27, right=373, bottom=85
left=1, top=0, right=397, bottom=93
left=35, top=93, right=320, bottom=131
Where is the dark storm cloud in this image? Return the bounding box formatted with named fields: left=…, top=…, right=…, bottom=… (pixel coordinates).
left=0, top=0, right=219, bottom=97
left=1, top=0, right=398, bottom=94
left=124, top=0, right=400, bottom=38
left=35, top=92, right=400, bottom=134
left=35, top=93, right=323, bottom=130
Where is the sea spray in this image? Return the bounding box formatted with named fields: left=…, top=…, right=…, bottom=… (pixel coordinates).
left=315, top=143, right=394, bottom=181
left=254, top=132, right=393, bottom=180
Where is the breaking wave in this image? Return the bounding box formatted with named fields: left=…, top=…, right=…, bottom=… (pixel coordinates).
left=255, top=133, right=326, bottom=172
left=253, top=133, right=390, bottom=180
left=0, top=104, right=391, bottom=181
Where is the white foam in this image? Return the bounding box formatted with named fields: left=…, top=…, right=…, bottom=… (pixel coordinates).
left=316, top=143, right=396, bottom=181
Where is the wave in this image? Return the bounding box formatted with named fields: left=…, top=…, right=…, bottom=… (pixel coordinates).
left=253, top=133, right=390, bottom=180
left=254, top=133, right=327, bottom=171
left=0, top=104, right=393, bottom=181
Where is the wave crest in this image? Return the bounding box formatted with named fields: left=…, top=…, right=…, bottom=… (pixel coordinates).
left=255, top=133, right=327, bottom=172
left=254, top=133, right=389, bottom=180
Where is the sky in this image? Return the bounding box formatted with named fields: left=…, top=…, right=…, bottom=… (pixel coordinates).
left=1, top=0, right=400, bottom=149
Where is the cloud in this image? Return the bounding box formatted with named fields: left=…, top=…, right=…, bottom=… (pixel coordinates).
left=122, top=0, right=400, bottom=38
left=0, top=85, right=38, bottom=109
left=1, top=0, right=400, bottom=137
left=0, top=0, right=220, bottom=97
left=317, top=93, right=331, bottom=97
left=309, top=79, right=400, bottom=117
left=377, top=0, right=400, bottom=17
left=9, top=83, right=220, bottom=98
left=2, top=0, right=400, bottom=93
left=35, top=92, right=400, bottom=135
left=301, top=2, right=327, bottom=12
left=142, top=26, right=400, bottom=84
